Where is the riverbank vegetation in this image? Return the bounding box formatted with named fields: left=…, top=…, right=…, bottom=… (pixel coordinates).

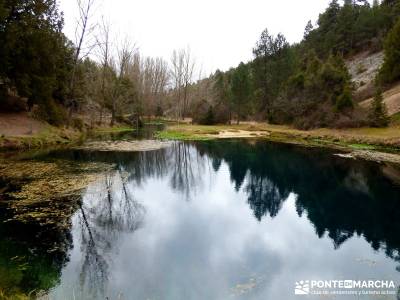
left=157, top=123, right=400, bottom=152
left=1, top=0, right=400, bottom=149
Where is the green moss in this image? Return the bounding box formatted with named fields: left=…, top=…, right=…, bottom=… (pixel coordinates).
left=347, top=143, right=377, bottom=150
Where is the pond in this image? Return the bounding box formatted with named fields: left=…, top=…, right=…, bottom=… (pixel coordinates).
left=1, top=139, right=400, bottom=299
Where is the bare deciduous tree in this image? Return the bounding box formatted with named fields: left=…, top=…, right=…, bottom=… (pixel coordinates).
left=127, top=54, right=169, bottom=118
left=95, top=17, right=111, bottom=125
left=110, top=38, right=136, bottom=126
left=182, top=48, right=195, bottom=118
left=68, top=0, right=97, bottom=124
left=170, top=47, right=195, bottom=120
left=152, top=58, right=169, bottom=115
left=170, top=49, right=185, bottom=120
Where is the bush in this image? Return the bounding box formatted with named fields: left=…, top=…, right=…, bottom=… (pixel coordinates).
left=127, top=114, right=143, bottom=128
left=335, top=86, right=353, bottom=112
left=33, top=98, right=67, bottom=126
left=200, top=106, right=215, bottom=125
left=281, top=53, right=355, bottom=129
left=71, top=117, right=84, bottom=131
left=333, top=111, right=367, bottom=129
left=115, top=114, right=130, bottom=124
left=155, top=105, right=163, bottom=117
left=192, top=99, right=230, bottom=125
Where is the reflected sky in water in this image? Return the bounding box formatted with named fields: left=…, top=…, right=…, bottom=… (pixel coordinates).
left=0, top=140, right=400, bottom=300
left=7, top=140, right=400, bottom=299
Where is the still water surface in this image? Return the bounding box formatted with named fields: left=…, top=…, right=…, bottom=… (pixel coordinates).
left=1, top=139, right=400, bottom=299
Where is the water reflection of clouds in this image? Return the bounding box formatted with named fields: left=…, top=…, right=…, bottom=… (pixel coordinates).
left=110, top=162, right=282, bottom=299
left=107, top=161, right=399, bottom=299
left=49, top=141, right=400, bottom=299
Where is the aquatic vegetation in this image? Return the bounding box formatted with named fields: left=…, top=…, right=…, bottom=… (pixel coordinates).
left=0, top=158, right=116, bottom=298
left=74, top=140, right=173, bottom=152
left=155, top=130, right=216, bottom=141
left=0, top=159, right=114, bottom=226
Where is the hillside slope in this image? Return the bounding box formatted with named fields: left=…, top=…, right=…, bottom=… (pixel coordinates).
left=359, top=83, right=400, bottom=116
left=346, top=51, right=384, bottom=101
left=346, top=50, right=400, bottom=117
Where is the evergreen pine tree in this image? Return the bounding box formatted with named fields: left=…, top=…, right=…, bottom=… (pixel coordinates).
left=379, top=18, right=400, bottom=83
left=336, top=84, right=354, bottom=112
left=369, top=87, right=389, bottom=127
left=203, top=106, right=215, bottom=125
left=304, top=20, right=314, bottom=39
left=231, top=63, right=252, bottom=124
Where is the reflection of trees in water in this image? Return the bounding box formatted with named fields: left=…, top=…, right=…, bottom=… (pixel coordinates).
left=49, top=147, right=170, bottom=186
left=76, top=170, right=145, bottom=298
left=109, top=142, right=209, bottom=200
left=246, top=176, right=288, bottom=220
left=54, top=142, right=209, bottom=200
left=47, top=140, right=400, bottom=278
left=43, top=142, right=209, bottom=297
left=196, top=140, right=294, bottom=219
left=59, top=140, right=400, bottom=265
left=122, top=149, right=170, bottom=185
left=196, top=140, right=400, bottom=269
left=169, top=142, right=209, bottom=200
left=7, top=139, right=399, bottom=297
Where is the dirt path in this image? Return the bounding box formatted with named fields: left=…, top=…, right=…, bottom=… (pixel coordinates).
left=209, top=130, right=269, bottom=139
left=0, top=112, right=45, bottom=136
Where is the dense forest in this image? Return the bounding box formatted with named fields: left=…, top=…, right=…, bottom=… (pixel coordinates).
left=1, top=0, right=400, bottom=129
left=204, top=0, right=400, bottom=128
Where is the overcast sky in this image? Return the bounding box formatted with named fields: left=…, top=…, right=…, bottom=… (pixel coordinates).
left=59, top=0, right=335, bottom=75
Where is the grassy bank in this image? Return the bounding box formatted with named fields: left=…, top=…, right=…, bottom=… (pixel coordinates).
left=92, top=125, right=135, bottom=133
left=155, top=123, right=400, bottom=153
left=0, top=126, right=83, bottom=151
left=0, top=125, right=135, bottom=151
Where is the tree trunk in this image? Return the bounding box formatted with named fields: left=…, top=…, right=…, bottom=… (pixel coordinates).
left=99, top=106, right=103, bottom=125
left=110, top=99, right=115, bottom=126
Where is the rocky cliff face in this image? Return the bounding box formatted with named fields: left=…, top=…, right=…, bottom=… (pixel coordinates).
left=346, top=51, right=384, bottom=101
left=347, top=50, right=400, bottom=117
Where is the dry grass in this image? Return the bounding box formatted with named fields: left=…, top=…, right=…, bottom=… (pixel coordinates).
left=160, top=123, right=400, bottom=150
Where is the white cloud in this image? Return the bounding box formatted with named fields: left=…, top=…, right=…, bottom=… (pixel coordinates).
left=58, top=0, right=354, bottom=74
